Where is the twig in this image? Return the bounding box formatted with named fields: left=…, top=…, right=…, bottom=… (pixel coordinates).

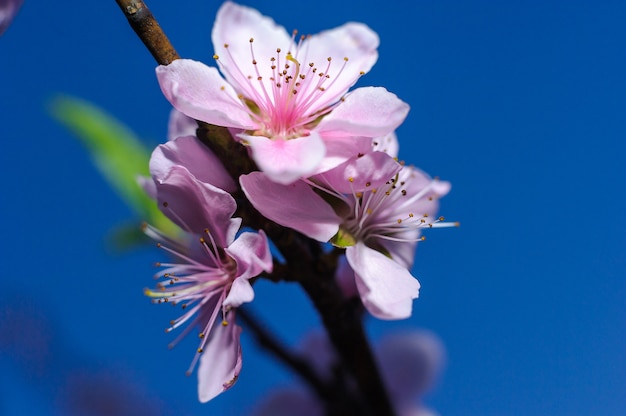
left=115, top=0, right=179, bottom=65
left=237, top=308, right=332, bottom=399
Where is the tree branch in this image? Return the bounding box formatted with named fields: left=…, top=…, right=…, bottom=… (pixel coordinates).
left=237, top=308, right=332, bottom=399
left=115, top=0, right=179, bottom=65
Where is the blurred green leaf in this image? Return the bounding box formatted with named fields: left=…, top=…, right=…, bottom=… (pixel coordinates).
left=49, top=95, right=179, bottom=242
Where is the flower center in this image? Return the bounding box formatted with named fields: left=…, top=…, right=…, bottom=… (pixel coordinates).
left=214, top=31, right=356, bottom=139
left=349, top=171, right=456, bottom=245
left=143, top=224, right=237, bottom=373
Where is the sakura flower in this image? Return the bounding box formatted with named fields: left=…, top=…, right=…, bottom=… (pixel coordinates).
left=0, top=0, right=23, bottom=35
left=156, top=1, right=409, bottom=184
left=240, top=152, right=453, bottom=319
left=144, top=136, right=272, bottom=402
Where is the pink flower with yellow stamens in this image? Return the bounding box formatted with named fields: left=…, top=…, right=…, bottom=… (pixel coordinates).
left=144, top=136, right=272, bottom=402
left=156, top=1, right=409, bottom=184
left=241, top=151, right=453, bottom=319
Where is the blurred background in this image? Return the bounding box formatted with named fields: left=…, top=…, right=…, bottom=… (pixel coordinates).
left=1, top=1, right=625, bottom=415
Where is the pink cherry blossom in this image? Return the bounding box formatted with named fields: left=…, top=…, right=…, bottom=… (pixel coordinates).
left=156, top=1, right=409, bottom=184
left=144, top=137, right=272, bottom=402
left=240, top=152, right=452, bottom=319
left=0, top=0, right=23, bottom=35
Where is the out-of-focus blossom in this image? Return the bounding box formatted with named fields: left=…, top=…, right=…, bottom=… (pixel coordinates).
left=0, top=0, right=23, bottom=35
left=144, top=136, right=272, bottom=402
left=241, top=151, right=452, bottom=319
left=252, top=330, right=445, bottom=416
left=156, top=1, right=408, bottom=184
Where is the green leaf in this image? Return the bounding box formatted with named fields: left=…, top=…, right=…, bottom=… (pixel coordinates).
left=49, top=95, right=179, bottom=239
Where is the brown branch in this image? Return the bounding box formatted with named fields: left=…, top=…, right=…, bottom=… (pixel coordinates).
left=115, top=0, right=179, bottom=65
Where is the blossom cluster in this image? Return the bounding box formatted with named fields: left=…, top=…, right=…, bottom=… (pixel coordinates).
left=142, top=1, right=453, bottom=403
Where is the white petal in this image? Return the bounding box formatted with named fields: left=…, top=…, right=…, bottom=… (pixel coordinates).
left=346, top=242, right=420, bottom=320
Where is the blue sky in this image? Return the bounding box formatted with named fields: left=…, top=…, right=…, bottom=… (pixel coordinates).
left=1, top=1, right=625, bottom=415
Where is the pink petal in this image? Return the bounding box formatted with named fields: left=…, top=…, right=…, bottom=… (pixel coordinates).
left=240, top=172, right=340, bottom=242
left=296, top=22, right=379, bottom=108
left=223, top=277, right=254, bottom=309
left=156, top=59, right=255, bottom=129
left=313, top=136, right=374, bottom=175
left=197, top=320, right=243, bottom=403
left=313, top=151, right=401, bottom=193
left=377, top=331, right=446, bottom=403
left=317, top=87, right=409, bottom=138
left=346, top=242, right=420, bottom=320
left=223, top=230, right=273, bottom=308
left=227, top=230, right=273, bottom=278
left=335, top=255, right=358, bottom=299
left=241, top=133, right=326, bottom=184
left=212, top=2, right=291, bottom=99
left=167, top=109, right=198, bottom=141
left=372, top=132, right=400, bottom=158
left=151, top=136, right=236, bottom=193
left=155, top=165, right=238, bottom=247
left=0, top=0, right=23, bottom=35
left=379, top=236, right=419, bottom=270
left=137, top=175, right=156, bottom=200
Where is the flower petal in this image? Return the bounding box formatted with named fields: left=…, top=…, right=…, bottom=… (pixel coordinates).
left=240, top=172, right=340, bottom=242
left=151, top=136, right=237, bottom=193
left=313, top=151, right=401, bottom=193
left=372, top=132, right=400, bottom=158
left=212, top=1, right=291, bottom=99
left=197, top=319, right=243, bottom=403
left=227, top=230, right=273, bottom=278
left=377, top=331, right=446, bottom=403
left=155, top=165, right=239, bottom=247
left=156, top=59, right=255, bottom=129
left=346, top=242, right=420, bottom=320
left=317, top=87, right=409, bottom=137
left=223, top=230, right=273, bottom=308
left=0, top=0, right=23, bottom=35
left=296, top=22, right=379, bottom=108
left=241, top=133, right=326, bottom=185
left=167, top=109, right=198, bottom=141
left=223, top=277, right=255, bottom=309
left=137, top=175, right=157, bottom=199
left=313, top=136, right=374, bottom=175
